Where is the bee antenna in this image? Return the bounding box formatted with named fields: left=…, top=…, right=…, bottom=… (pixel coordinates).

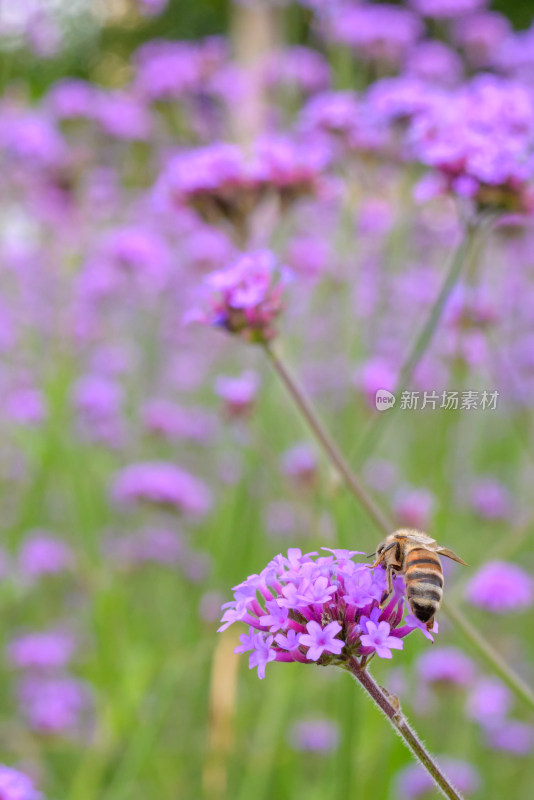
left=366, top=552, right=376, bottom=559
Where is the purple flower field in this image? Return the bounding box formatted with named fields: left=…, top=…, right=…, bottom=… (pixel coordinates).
left=0, top=0, right=533, bottom=798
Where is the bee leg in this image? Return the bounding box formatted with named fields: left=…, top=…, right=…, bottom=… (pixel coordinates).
left=379, top=566, right=394, bottom=607
left=386, top=566, right=394, bottom=595
left=425, top=617, right=435, bottom=632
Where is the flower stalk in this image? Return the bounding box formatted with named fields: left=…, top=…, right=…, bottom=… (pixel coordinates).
left=353, top=217, right=494, bottom=465
left=347, top=661, right=464, bottom=800
left=264, top=343, right=392, bottom=534
left=264, top=341, right=534, bottom=714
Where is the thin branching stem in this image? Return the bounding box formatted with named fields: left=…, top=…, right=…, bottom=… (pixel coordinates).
left=348, top=661, right=464, bottom=800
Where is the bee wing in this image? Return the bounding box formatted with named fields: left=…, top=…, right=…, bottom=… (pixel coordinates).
left=436, top=546, right=469, bottom=566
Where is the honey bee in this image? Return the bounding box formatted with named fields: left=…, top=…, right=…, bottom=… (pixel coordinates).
left=371, top=529, right=468, bottom=629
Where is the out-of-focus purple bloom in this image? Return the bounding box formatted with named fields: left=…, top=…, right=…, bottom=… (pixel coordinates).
left=403, top=41, right=463, bottom=87
left=17, top=675, right=90, bottom=736
left=7, top=631, right=76, bottom=671
left=416, top=647, right=476, bottom=686
left=187, top=250, right=290, bottom=344
left=73, top=375, right=122, bottom=422
left=4, top=388, right=46, bottom=427
left=95, top=92, right=153, bottom=141
left=281, top=443, right=318, bottom=488
left=465, top=561, right=534, bottom=612
left=466, top=677, right=512, bottom=726
left=409, top=0, right=487, bottom=19
left=264, top=46, right=330, bottom=95
left=214, top=371, right=260, bottom=418
left=286, top=236, right=329, bottom=280
left=396, top=757, right=481, bottom=798
left=452, top=12, right=511, bottom=68
left=393, top=487, right=435, bottom=530
left=357, top=198, right=395, bottom=235
left=142, top=400, right=218, bottom=443
left=363, top=459, right=398, bottom=494
left=288, top=718, right=340, bottom=752
left=487, top=720, right=534, bottom=755
left=326, top=5, right=423, bottom=66
left=299, top=91, right=359, bottom=138
left=18, top=535, right=74, bottom=578
left=47, top=79, right=96, bottom=120
left=134, top=38, right=227, bottom=101
left=105, top=528, right=186, bottom=569
left=407, top=75, right=534, bottom=212
left=111, top=462, right=212, bottom=516
left=355, top=358, right=397, bottom=410
left=469, top=478, right=511, bottom=520
left=220, top=548, right=436, bottom=679
left=185, top=227, right=234, bottom=272
left=0, top=107, right=66, bottom=169
left=0, top=765, right=42, bottom=800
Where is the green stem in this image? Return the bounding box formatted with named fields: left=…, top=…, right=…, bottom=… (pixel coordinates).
left=265, top=344, right=391, bottom=534
left=353, top=219, right=490, bottom=466
left=348, top=662, right=464, bottom=800
left=265, top=343, right=534, bottom=714
left=442, top=598, right=534, bottom=710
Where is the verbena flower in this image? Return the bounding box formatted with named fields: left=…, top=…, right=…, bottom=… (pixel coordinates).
left=219, top=548, right=437, bottom=679
left=324, top=4, right=423, bottom=67
left=416, top=647, right=476, bottom=686
left=466, top=677, right=512, bottom=726
left=408, top=0, right=487, bottom=19
left=7, top=631, right=76, bottom=671
left=287, top=718, right=340, bottom=752
left=186, top=250, right=291, bottom=344
left=0, top=765, right=42, bottom=800
left=17, top=675, right=90, bottom=737
left=214, top=370, right=260, bottom=418
left=18, top=534, right=74, bottom=579
left=408, top=75, right=534, bottom=212
left=111, top=461, right=212, bottom=516
left=465, top=561, right=534, bottom=612
left=396, top=757, right=481, bottom=798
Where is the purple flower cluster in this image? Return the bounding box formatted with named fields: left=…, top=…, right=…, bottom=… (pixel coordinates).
left=219, top=548, right=437, bottom=679
left=407, top=75, right=534, bottom=211
left=111, top=461, right=212, bottom=516
left=156, top=136, right=328, bottom=233
left=0, top=766, right=42, bottom=800
left=187, top=250, right=291, bottom=343
left=325, top=4, right=423, bottom=66
left=465, top=560, right=533, bottom=612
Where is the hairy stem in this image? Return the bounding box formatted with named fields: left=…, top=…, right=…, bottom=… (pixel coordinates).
left=265, top=344, right=391, bottom=534
left=348, top=661, right=464, bottom=800
left=265, top=343, right=534, bottom=713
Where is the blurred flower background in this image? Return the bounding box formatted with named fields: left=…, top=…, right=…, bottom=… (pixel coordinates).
left=0, top=0, right=534, bottom=797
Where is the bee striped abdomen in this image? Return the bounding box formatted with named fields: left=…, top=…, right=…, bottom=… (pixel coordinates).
left=404, top=548, right=444, bottom=623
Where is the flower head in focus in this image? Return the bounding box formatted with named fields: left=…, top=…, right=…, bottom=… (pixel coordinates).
left=186, top=250, right=291, bottom=344
left=219, top=547, right=437, bottom=680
